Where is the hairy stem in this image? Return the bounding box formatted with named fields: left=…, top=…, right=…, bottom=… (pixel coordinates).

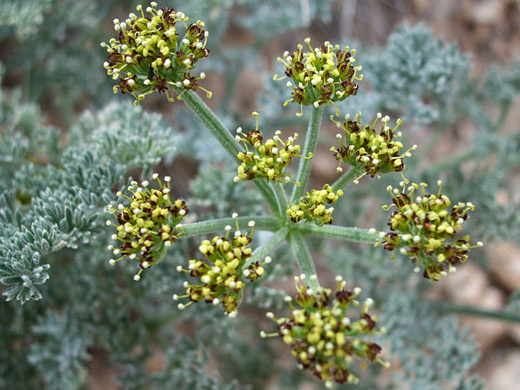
left=271, top=181, right=289, bottom=217
left=181, top=216, right=280, bottom=237
left=244, top=226, right=289, bottom=268
left=297, top=224, right=380, bottom=244
left=176, top=88, right=279, bottom=212
left=435, top=303, right=520, bottom=323
left=291, top=105, right=324, bottom=203
left=176, top=88, right=241, bottom=156
left=289, top=230, right=319, bottom=291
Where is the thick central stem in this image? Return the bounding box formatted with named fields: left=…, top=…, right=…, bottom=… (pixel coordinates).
left=181, top=216, right=279, bottom=237
left=297, top=224, right=380, bottom=243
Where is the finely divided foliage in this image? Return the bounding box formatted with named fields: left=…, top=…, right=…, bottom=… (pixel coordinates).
left=0, top=1, right=518, bottom=389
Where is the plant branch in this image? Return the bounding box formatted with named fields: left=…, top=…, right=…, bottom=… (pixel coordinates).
left=176, top=88, right=279, bottom=212
left=181, top=216, right=280, bottom=238
left=435, top=302, right=520, bottom=323
left=288, top=230, right=319, bottom=291
left=176, top=88, right=241, bottom=156
left=297, top=224, right=380, bottom=244
left=244, top=226, right=289, bottom=268
left=290, top=105, right=324, bottom=203
left=271, top=181, right=289, bottom=217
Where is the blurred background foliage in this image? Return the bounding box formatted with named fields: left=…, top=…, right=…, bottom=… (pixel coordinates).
left=1, top=0, right=520, bottom=389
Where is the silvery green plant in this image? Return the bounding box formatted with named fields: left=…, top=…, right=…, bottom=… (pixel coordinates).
left=1, top=1, right=520, bottom=389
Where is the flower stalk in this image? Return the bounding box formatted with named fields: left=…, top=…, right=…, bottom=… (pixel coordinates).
left=291, top=105, right=323, bottom=203
left=244, top=226, right=289, bottom=268
left=435, top=303, right=520, bottom=323
left=288, top=230, right=319, bottom=291
left=181, top=216, right=279, bottom=237
left=271, top=182, right=289, bottom=217
left=175, top=88, right=279, bottom=212
left=297, top=224, right=380, bottom=244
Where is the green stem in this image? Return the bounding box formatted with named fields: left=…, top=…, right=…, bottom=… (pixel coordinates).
left=288, top=230, right=319, bottom=291
left=291, top=105, right=324, bottom=203
left=181, top=216, right=279, bottom=238
left=435, top=303, right=520, bottom=323
left=244, top=226, right=289, bottom=268
left=176, top=88, right=278, bottom=212
left=331, top=167, right=363, bottom=191
left=297, top=224, right=380, bottom=244
left=176, top=88, right=241, bottom=156
left=271, top=182, right=289, bottom=217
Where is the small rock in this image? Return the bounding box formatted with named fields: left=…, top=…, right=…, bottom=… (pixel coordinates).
left=488, top=242, right=520, bottom=292
left=438, top=263, right=508, bottom=351
left=485, top=350, right=520, bottom=390
left=467, top=0, right=505, bottom=25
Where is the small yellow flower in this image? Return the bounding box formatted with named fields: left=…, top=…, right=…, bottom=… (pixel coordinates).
left=287, top=184, right=343, bottom=226
left=234, top=112, right=310, bottom=184
left=101, top=3, right=211, bottom=105
left=331, top=112, right=416, bottom=183
left=107, top=174, right=188, bottom=281
left=174, top=216, right=271, bottom=317
left=274, top=38, right=362, bottom=116
left=262, top=275, right=387, bottom=388
left=378, top=177, right=483, bottom=281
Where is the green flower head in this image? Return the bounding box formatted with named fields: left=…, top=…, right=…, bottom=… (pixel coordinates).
left=262, top=275, right=387, bottom=388
left=101, top=2, right=211, bottom=106
left=107, top=174, right=188, bottom=281
left=174, top=214, right=271, bottom=317
left=234, top=112, right=310, bottom=184
left=287, top=184, right=343, bottom=226
left=377, top=176, right=483, bottom=281
left=274, top=38, right=362, bottom=116
left=331, top=112, right=417, bottom=184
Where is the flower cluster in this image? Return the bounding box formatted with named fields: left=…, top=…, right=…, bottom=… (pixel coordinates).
left=262, top=275, right=387, bottom=388
left=331, top=112, right=417, bottom=184
left=174, top=215, right=271, bottom=317
left=234, top=112, right=309, bottom=183
left=107, top=174, right=188, bottom=281
left=274, top=38, right=362, bottom=116
left=101, top=2, right=211, bottom=106
left=286, top=184, right=343, bottom=226
left=377, top=177, right=483, bottom=281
